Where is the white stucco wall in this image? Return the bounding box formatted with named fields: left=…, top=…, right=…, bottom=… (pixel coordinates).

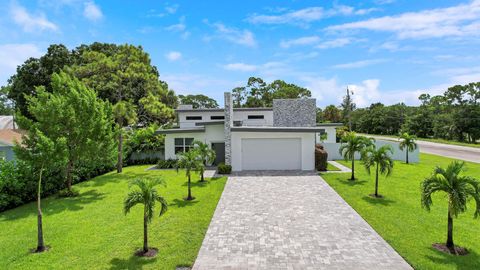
left=164, top=124, right=225, bottom=160
left=321, top=140, right=420, bottom=163
left=233, top=110, right=273, bottom=126
left=178, top=111, right=225, bottom=128
left=315, top=126, right=337, bottom=143
left=231, top=132, right=315, bottom=171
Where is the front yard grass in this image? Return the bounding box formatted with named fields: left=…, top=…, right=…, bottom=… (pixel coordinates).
left=322, top=154, right=480, bottom=270
left=0, top=165, right=227, bottom=270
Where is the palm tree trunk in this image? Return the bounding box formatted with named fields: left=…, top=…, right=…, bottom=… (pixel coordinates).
left=143, top=212, right=148, bottom=253
left=351, top=159, right=355, bottom=180
left=446, top=209, right=454, bottom=249
left=117, top=131, right=123, bottom=173
left=36, top=167, right=45, bottom=252
left=375, top=163, right=379, bottom=197
left=187, top=175, right=192, bottom=200
left=406, top=150, right=409, bottom=164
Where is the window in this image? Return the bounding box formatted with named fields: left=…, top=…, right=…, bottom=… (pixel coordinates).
left=186, top=116, right=202, bottom=120
left=174, top=138, right=194, bottom=154
left=248, top=115, right=264, bottom=119
left=210, top=115, right=224, bottom=120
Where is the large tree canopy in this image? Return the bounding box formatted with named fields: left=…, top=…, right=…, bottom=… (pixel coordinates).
left=178, top=94, right=219, bottom=108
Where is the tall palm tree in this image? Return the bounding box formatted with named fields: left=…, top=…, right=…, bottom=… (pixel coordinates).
left=124, top=178, right=168, bottom=255
left=398, top=132, right=417, bottom=164
left=421, top=161, right=480, bottom=252
left=176, top=149, right=203, bottom=200
left=339, top=132, right=374, bottom=180
left=361, top=144, right=394, bottom=197
left=193, top=140, right=216, bottom=182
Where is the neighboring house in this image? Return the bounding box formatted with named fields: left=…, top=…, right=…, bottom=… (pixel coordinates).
left=0, top=129, right=23, bottom=161
left=157, top=92, right=341, bottom=171
left=0, top=116, right=16, bottom=130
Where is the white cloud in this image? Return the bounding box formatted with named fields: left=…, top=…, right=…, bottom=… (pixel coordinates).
left=11, top=3, right=58, bottom=32
left=207, top=22, right=257, bottom=47
left=327, top=0, right=480, bottom=39
left=83, top=1, right=103, bottom=21
left=0, top=44, right=43, bottom=85
left=165, top=51, right=182, bottom=61
left=347, top=79, right=382, bottom=107
left=165, top=16, right=189, bottom=39
left=280, top=36, right=320, bottom=48
left=333, top=59, right=387, bottom=69
left=223, top=63, right=258, bottom=72
left=316, top=38, right=352, bottom=49
left=165, top=4, right=179, bottom=14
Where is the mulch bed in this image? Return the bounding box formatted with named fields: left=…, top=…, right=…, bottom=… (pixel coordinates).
left=432, top=243, right=469, bottom=256
left=135, top=247, right=158, bottom=257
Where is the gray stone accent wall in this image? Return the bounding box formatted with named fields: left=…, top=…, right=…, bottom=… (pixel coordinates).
left=273, top=99, right=316, bottom=127
left=224, top=92, right=233, bottom=165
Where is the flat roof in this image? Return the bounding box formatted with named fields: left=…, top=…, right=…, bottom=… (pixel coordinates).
left=155, top=127, right=205, bottom=134
left=195, top=121, right=224, bottom=126
left=231, top=126, right=326, bottom=133
left=176, top=107, right=273, bottom=113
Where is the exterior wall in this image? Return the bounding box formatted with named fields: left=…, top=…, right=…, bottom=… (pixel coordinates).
left=231, top=132, right=315, bottom=171
left=0, top=145, right=15, bottom=161
left=233, top=110, right=273, bottom=126
left=322, top=140, right=420, bottom=163
left=164, top=125, right=225, bottom=160
left=315, top=127, right=337, bottom=143
left=273, top=99, right=316, bottom=127
left=178, top=111, right=224, bottom=128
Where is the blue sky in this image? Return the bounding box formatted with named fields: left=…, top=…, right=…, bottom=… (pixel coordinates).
left=1, top=0, right=480, bottom=107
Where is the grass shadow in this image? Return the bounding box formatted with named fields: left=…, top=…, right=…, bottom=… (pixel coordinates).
left=109, top=253, right=157, bottom=270
left=170, top=198, right=199, bottom=208
left=181, top=181, right=209, bottom=188
left=338, top=179, right=368, bottom=186
left=426, top=245, right=480, bottom=270
left=361, top=195, right=396, bottom=206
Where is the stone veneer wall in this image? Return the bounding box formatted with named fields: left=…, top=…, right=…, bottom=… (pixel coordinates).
left=224, top=92, right=233, bottom=165
left=273, top=99, right=316, bottom=127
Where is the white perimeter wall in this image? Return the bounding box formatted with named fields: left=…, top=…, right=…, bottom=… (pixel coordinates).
left=322, top=140, right=420, bottom=163
left=231, top=132, right=315, bottom=171
left=315, top=126, right=337, bottom=143
left=164, top=124, right=225, bottom=160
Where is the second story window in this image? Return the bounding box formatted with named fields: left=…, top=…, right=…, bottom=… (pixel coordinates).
left=186, top=116, right=202, bottom=120
left=210, top=115, right=225, bottom=120
left=247, top=115, right=264, bottom=119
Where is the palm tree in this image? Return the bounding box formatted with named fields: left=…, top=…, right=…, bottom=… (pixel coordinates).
left=124, top=178, right=168, bottom=255
left=399, top=132, right=417, bottom=164
left=339, top=132, right=374, bottom=180
left=193, top=140, right=216, bottom=182
left=361, top=144, right=394, bottom=197
left=421, top=161, right=480, bottom=253
left=113, top=101, right=137, bottom=173
left=176, top=149, right=203, bottom=200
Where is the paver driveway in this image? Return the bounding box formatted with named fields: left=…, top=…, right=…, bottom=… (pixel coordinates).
left=193, top=172, right=412, bottom=270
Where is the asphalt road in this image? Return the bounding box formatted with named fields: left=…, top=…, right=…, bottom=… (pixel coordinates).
left=367, top=135, right=480, bottom=164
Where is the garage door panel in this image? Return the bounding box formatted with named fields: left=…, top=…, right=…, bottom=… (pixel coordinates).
left=241, top=138, right=301, bottom=170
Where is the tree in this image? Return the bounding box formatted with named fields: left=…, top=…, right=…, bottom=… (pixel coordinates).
left=113, top=101, right=137, bottom=173
left=244, top=77, right=267, bottom=107
left=323, top=105, right=342, bottom=123
left=14, top=128, right=66, bottom=252
left=178, top=94, right=219, bottom=108
left=339, top=132, right=374, bottom=180
left=341, top=87, right=356, bottom=130
left=193, top=141, right=216, bottom=182
left=398, top=133, right=417, bottom=164
left=316, top=107, right=323, bottom=123
left=0, top=86, right=14, bottom=115
left=124, top=178, right=168, bottom=256
left=421, top=161, right=480, bottom=253
left=176, top=150, right=203, bottom=200
left=361, top=144, right=394, bottom=197
left=232, top=87, right=246, bottom=107
left=23, top=72, right=115, bottom=195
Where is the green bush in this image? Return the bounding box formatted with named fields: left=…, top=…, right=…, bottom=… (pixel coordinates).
left=156, top=159, right=177, bottom=169
left=0, top=160, right=25, bottom=211
left=217, top=163, right=232, bottom=174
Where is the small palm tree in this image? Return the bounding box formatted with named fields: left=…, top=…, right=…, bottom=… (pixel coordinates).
left=339, top=132, right=374, bottom=180
left=124, top=178, right=168, bottom=255
left=421, top=161, right=480, bottom=253
left=193, top=140, right=216, bottom=182
left=361, top=144, right=394, bottom=197
left=176, top=149, right=203, bottom=200
left=399, top=132, right=417, bottom=164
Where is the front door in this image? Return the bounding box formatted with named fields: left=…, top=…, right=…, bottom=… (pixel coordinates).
left=211, top=143, right=225, bottom=165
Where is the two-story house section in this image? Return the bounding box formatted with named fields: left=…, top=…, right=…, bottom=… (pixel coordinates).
left=156, top=92, right=341, bottom=171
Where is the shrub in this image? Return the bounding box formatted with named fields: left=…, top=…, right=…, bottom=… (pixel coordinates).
left=156, top=159, right=177, bottom=169
left=0, top=160, right=24, bottom=211
left=315, top=144, right=328, bottom=171
left=217, top=163, right=232, bottom=174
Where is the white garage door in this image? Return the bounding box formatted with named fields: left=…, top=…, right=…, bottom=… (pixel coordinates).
left=241, top=138, right=302, bottom=170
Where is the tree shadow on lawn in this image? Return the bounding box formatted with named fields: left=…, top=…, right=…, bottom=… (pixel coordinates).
left=338, top=179, right=368, bottom=186
left=361, top=195, right=396, bottom=206
left=0, top=189, right=106, bottom=221
left=109, top=254, right=157, bottom=270
left=170, top=198, right=199, bottom=208
left=181, top=180, right=210, bottom=188
left=426, top=246, right=480, bottom=270
left=88, top=171, right=154, bottom=187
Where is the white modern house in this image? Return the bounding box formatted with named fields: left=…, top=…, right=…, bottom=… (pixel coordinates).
left=156, top=92, right=341, bottom=171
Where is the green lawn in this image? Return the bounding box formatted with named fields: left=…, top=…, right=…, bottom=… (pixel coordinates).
left=322, top=154, right=480, bottom=270
left=359, top=133, right=480, bottom=148
left=0, top=166, right=227, bottom=270
left=326, top=162, right=341, bottom=171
